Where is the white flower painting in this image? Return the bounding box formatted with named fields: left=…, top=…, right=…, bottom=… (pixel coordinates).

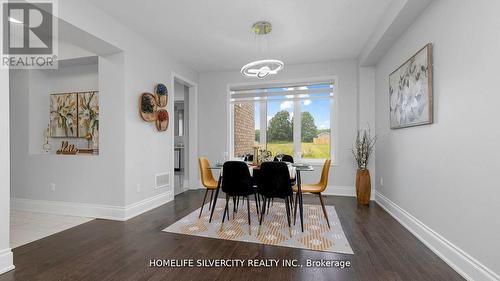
left=389, top=44, right=433, bottom=129
left=50, top=93, right=78, bottom=137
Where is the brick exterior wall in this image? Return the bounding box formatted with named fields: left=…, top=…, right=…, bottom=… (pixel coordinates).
left=234, top=103, right=255, bottom=156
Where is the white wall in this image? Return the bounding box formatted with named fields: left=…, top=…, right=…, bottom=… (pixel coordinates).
left=199, top=60, right=361, bottom=193
left=0, top=7, right=13, bottom=271
left=9, top=0, right=198, bottom=219
left=51, top=1, right=200, bottom=206
left=358, top=66, right=376, bottom=188
left=0, top=68, right=14, bottom=273
left=122, top=46, right=197, bottom=206
left=375, top=0, right=500, bottom=280
left=10, top=59, right=127, bottom=207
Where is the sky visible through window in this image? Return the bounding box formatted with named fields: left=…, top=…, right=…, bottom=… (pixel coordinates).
left=253, top=83, right=332, bottom=130
left=264, top=99, right=330, bottom=129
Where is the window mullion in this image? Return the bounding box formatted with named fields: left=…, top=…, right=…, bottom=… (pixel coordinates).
left=293, top=100, right=301, bottom=160
left=260, top=101, right=267, bottom=147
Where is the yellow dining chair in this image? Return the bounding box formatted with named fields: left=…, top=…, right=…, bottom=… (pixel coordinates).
left=293, top=159, right=331, bottom=228
left=198, top=157, right=218, bottom=218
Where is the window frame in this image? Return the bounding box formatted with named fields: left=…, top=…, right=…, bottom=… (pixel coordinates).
left=227, top=76, right=338, bottom=165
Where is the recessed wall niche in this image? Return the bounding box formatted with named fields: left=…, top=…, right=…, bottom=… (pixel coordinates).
left=22, top=56, right=100, bottom=155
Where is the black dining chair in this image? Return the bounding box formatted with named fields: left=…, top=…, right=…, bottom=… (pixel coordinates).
left=220, top=161, right=259, bottom=233
left=257, top=161, right=294, bottom=237
left=243, top=154, right=254, bottom=162
left=271, top=154, right=296, bottom=208
left=273, top=154, right=294, bottom=163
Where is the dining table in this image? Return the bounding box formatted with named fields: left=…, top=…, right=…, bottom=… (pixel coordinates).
left=207, top=161, right=314, bottom=232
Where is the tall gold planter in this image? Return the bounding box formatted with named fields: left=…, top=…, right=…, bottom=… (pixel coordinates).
left=355, top=169, right=371, bottom=205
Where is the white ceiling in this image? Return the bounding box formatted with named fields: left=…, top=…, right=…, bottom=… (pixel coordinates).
left=88, top=0, right=393, bottom=72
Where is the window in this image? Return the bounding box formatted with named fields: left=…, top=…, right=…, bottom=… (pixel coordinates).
left=231, top=81, right=336, bottom=162
left=266, top=96, right=294, bottom=157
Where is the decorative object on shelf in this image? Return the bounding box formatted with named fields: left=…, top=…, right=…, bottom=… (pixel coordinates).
left=155, top=83, right=168, bottom=107
left=241, top=21, right=284, bottom=79
left=56, top=141, right=78, bottom=155
left=156, top=109, right=169, bottom=132
left=253, top=146, right=259, bottom=165
left=50, top=93, right=78, bottom=137
left=352, top=127, right=376, bottom=205
left=91, top=133, right=99, bottom=150
left=252, top=145, right=273, bottom=166
left=389, top=43, right=433, bottom=129
left=42, top=124, right=52, bottom=153
left=258, top=149, right=273, bottom=163
left=77, top=148, right=98, bottom=155
left=84, top=133, right=93, bottom=149
left=77, top=91, right=99, bottom=138
left=139, top=92, right=157, bottom=122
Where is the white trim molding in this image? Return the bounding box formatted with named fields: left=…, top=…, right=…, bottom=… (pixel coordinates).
left=123, top=191, right=174, bottom=220
left=376, top=192, right=500, bottom=281
left=0, top=248, right=14, bottom=275
left=11, top=191, right=174, bottom=222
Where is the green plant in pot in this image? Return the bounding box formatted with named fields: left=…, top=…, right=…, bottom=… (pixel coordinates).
left=352, top=128, right=376, bottom=205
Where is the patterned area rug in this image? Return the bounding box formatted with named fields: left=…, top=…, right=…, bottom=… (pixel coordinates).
left=162, top=199, right=354, bottom=254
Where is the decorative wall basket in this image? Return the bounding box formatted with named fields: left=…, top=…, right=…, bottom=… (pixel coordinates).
left=139, top=92, right=158, bottom=122
left=156, top=109, right=169, bottom=132
left=139, top=83, right=170, bottom=132
left=155, top=83, right=168, bottom=108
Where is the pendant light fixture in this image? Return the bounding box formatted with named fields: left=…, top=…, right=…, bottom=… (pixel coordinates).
left=241, top=21, right=284, bottom=79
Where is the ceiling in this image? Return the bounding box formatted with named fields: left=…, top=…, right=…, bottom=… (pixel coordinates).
left=88, top=0, right=393, bottom=72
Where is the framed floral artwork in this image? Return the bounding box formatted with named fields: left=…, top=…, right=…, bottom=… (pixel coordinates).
left=77, top=91, right=99, bottom=138
left=50, top=93, right=78, bottom=137
left=389, top=43, right=433, bottom=129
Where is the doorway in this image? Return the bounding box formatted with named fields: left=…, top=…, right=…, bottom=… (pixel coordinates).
left=172, top=74, right=198, bottom=196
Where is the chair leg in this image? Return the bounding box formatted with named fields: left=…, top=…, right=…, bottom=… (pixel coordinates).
left=254, top=192, right=260, bottom=214
left=267, top=198, right=271, bottom=215
left=208, top=189, right=214, bottom=211
left=318, top=193, right=331, bottom=229
left=222, top=195, right=229, bottom=224
left=259, top=197, right=267, bottom=232
left=293, top=192, right=299, bottom=225
left=233, top=196, right=237, bottom=218
left=198, top=188, right=209, bottom=218
left=284, top=197, right=292, bottom=237
left=246, top=196, right=251, bottom=234
left=227, top=196, right=231, bottom=220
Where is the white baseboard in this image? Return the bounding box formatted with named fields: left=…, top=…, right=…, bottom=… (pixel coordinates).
left=376, top=192, right=500, bottom=281
left=11, top=191, right=173, bottom=221
left=0, top=248, right=14, bottom=275
left=123, top=191, right=174, bottom=220
left=323, top=185, right=375, bottom=200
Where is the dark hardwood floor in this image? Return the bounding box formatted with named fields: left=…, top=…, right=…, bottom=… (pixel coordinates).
left=1, top=191, right=464, bottom=281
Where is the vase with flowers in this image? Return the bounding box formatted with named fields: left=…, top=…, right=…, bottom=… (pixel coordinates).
left=352, top=127, right=376, bottom=205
